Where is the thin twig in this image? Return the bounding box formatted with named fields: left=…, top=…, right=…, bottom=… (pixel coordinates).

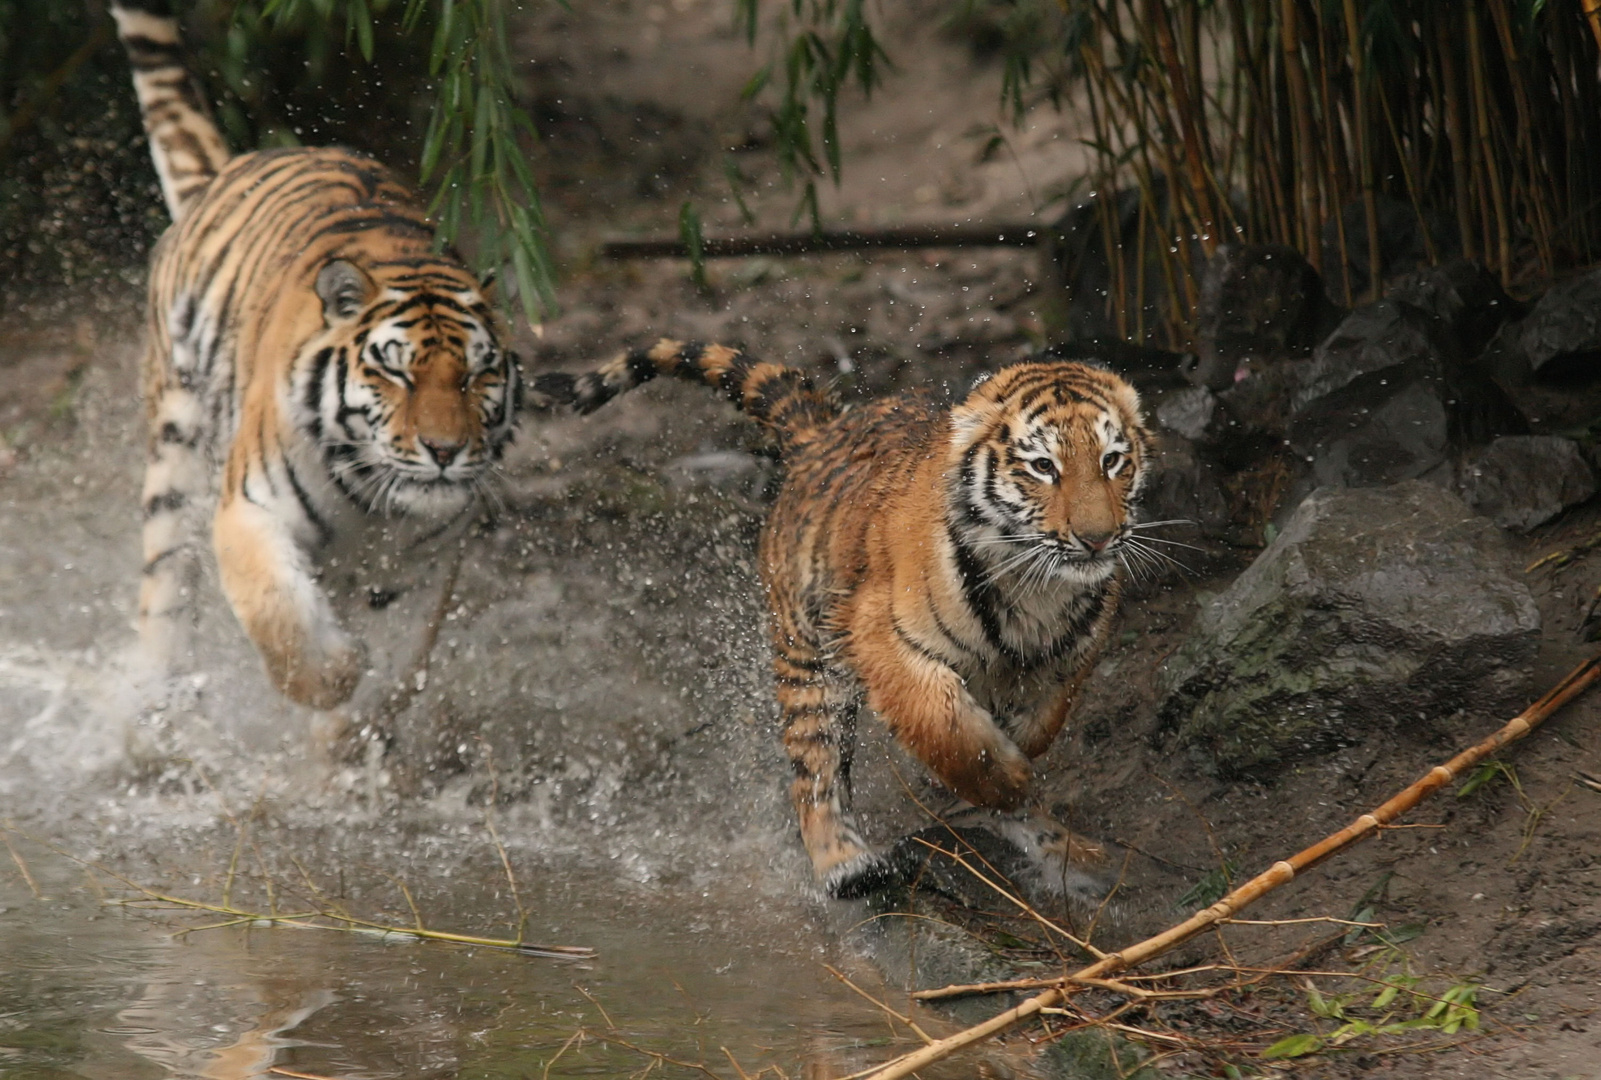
left=823, top=964, right=935, bottom=1044
left=2, top=828, right=43, bottom=899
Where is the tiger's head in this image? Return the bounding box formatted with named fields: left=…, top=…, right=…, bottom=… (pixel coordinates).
left=947, top=361, right=1150, bottom=587
left=299, top=258, right=520, bottom=518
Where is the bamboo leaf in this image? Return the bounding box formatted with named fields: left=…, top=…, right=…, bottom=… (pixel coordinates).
left=1261, top=1033, right=1324, bottom=1059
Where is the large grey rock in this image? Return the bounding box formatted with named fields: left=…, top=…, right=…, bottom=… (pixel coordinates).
left=1517, top=267, right=1601, bottom=380
left=1459, top=435, right=1597, bottom=531
left=1158, top=482, right=1540, bottom=778
left=1191, top=243, right=1345, bottom=390
left=1288, top=300, right=1526, bottom=488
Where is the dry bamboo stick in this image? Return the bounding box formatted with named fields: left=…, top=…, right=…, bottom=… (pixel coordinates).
left=1583, top=0, right=1601, bottom=54
left=859, top=648, right=1601, bottom=1080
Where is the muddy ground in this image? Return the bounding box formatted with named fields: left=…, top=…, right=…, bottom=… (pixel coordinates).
left=5, top=0, right=1601, bottom=1076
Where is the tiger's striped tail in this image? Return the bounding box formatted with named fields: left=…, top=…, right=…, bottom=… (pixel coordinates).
left=534, top=339, right=839, bottom=454
left=110, top=1, right=231, bottom=219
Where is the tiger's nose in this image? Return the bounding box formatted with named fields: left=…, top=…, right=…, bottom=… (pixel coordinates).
left=420, top=435, right=464, bottom=467
left=1075, top=528, right=1114, bottom=552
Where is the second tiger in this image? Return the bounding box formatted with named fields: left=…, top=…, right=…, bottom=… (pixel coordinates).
left=538, top=342, right=1151, bottom=898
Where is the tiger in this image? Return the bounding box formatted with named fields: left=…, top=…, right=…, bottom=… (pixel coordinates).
left=111, top=1, right=523, bottom=715
left=536, top=341, right=1151, bottom=898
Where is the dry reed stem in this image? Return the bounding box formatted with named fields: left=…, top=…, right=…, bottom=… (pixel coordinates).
left=573, top=983, right=618, bottom=1030
left=477, top=737, right=529, bottom=943
left=905, top=836, right=1107, bottom=960
left=824, top=964, right=936, bottom=1045
left=860, top=648, right=1601, bottom=1080
left=1, top=823, right=593, bottom=958
left=2, top=826, right=43, bottom=899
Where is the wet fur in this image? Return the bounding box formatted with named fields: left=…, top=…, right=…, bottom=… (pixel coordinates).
left=539, top=341, right=1150, bottom=897
left=112, top=1, right=524, bottom=708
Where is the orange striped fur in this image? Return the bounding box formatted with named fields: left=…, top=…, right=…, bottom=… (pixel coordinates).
left=539, top=341, right=1150, bottom=896
left=114, top=2, right=524, bottom=709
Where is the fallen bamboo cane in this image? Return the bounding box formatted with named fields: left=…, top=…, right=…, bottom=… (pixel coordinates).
left=862, top=648, right=1601, bottom=1080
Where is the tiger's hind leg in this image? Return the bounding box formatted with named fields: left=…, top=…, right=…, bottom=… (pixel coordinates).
left=137, top=371, right=210, bottom=690
left=773, top=627, right=899, bottom=899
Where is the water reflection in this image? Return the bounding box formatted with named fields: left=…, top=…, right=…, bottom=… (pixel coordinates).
left=0, top=845, right=1004, bottom=1080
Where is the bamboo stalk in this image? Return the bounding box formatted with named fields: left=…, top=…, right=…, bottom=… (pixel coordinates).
left=1489, top=0, right=1556, bottom=277
left=1340, top=0, right=1383, bottom=301
left=1468, top=0, right=1514, bottom=283
left=1279, top=0, right=1321, bottom=268
left=1436, top=17, right=1478, bottom=264
left=859, top=648, right=1601, bottom=1080
left=1583, top=0, right=1601, bottom=53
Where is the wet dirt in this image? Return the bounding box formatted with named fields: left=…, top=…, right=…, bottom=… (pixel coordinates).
left=5, top=0, right=1601, bottom=1076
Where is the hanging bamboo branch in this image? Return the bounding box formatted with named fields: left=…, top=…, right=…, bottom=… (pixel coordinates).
left=858, top=648, right=1601, bottom=1080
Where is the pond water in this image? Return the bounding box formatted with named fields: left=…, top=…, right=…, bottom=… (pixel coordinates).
left=1, top=841, right=952, bottom=1080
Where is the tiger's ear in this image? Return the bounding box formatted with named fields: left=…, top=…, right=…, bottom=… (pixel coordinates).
left=315, top=260, right=373, bottom=325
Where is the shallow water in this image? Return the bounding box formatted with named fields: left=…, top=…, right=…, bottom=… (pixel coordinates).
left=0, top=289, right=1048, bottom=1080
left=1, top=843, right=937, bottom=1080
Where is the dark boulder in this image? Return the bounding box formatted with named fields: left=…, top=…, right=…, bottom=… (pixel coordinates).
left=1458, top=435, right=1597, bottom=532
left=1288, top=299, right=1527, bottom=489
left=1512, top=267, right=1601, bottom=383
left=1157, top=482, right=1540, bottom=778
left=1191, top=243, right=1345, bottom=390
left=1319, top=195, right=1461, bottom=304
left=1139, top=431, right=1235, bottom=542
left=1385, top=258, right=1524, bottom=362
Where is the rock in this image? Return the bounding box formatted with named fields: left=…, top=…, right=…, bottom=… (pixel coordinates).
left=1288, top=299, right=1526, bottom=489
left=1459, top=435, right=1597, bottom=531
left=1515, top=267, right=1601, bottom=382
left=1191, top=243, right=1345, bottom=390
left=1154, top=386, right=1227, bottom=444
left=1139, top=433, right=1234, bottom=542
left=1319, top=194, right=1460, bottom=304
left=1158, top=482, right=1540, bottom=778
left=1385, top=258, right=1523, bottom=362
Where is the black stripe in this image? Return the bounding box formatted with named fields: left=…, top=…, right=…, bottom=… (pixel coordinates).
left=948, top=522, right=1010, bottom=660
left=304, top=347, right=334, bottom=424
left=928, top=603, right=975, bottom=659
left=158, top=421, right=198, bottom=447
left=893, top=622, right=951, bottom=667
left=141, top=547, right=186, bottom=575
left=143, top=490, right=186, bottom=517
left=627, top=347, right=660, bottom=387
left=282, top=458, right=333, bottom=545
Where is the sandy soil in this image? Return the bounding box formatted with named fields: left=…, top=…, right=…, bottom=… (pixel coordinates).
left=6, top=0, right=1601, bottom=1076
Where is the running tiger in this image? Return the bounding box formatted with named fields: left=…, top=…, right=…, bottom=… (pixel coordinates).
left=537, top=342, right=1151, bottom=898
left=112, top=2, right=521, bottom=710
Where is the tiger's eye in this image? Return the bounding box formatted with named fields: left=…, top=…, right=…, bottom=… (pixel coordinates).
left=1029, top=457, right=1057, bottom=480
left=1102, top=451, right=1125, bottom=474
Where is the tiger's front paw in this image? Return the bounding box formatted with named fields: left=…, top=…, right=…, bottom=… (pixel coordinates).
left=267, top=631, right=367, bottom=710
left=823, top=850, right=905, bottom=899
left=952, top=737, right=1033, bottom=812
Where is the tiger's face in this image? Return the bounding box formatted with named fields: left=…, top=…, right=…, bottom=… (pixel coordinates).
left=302, top=259, right=519, bottom=518
left=948, top=361, right=1148, bottom=586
